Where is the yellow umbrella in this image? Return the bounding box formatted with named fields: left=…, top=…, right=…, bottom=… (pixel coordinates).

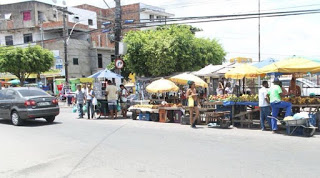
left=258, top=57, right=320, bottom=74
left=225, top=64, right=265, bottom=79
left=146, top=78, right=179, bottom=93
left=169, top=73, right=208, bottom=88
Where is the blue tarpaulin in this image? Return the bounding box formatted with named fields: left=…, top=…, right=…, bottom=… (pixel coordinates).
left=223, top=101, right=258, bottom=106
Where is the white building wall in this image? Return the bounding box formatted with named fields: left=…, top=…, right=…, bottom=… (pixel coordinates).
left=0, top=29, right=41, bottom=46
left=68, top=7, right=97, bottom=29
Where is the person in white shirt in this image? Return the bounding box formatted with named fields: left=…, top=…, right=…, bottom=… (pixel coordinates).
left=119, top=84, right=128, bottom=118
left=86, top=84, right=95, bottom=119
left=224, top=82, right=233, bottom=94
left=81, top=83, right=87, bottom=95
left=259, top=81, right=271, bottom=131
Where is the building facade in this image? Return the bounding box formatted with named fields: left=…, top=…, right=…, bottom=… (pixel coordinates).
left=0, top=1, right=173, bottom=79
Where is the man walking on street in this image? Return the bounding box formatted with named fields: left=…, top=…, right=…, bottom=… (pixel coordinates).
left=86, top=84, right=95, bottom=119
left=267, top=78, right=292, bottom=133
left=259, top=81, right=271, bottom=131
left=75, top=85, right=86, bottom=119
left=106, top=80, right=118, bottom=119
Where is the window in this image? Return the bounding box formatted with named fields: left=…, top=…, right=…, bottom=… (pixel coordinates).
left=111, top=55, right=115, bottom=62
left=23, top=11, right=31, bottom=21
left=88, top=19, right=93, bottom=26
left=53, top=13, right=57, bottom=18
left=18, top=89, right=49, bottom=97
left=73, top=16, right=79, bottom=22
left=23, top=33, right=33, bottom=43
left=149, top=15, right=154, bottom=21
left=5, top=90, right=18, bottom=100
left=98, top=54, right=103, bottom=68
left=73, top=58, right=79, bottom=65
left=0, top=90, right=5, bottom=100
left=5, top=35, right=13, bottom=46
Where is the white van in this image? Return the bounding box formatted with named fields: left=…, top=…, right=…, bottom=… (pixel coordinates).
left=279, top=78, right=320, bottom=96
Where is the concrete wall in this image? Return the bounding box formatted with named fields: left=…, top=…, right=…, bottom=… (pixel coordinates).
left=44, top=39, right=94, bottom=78
left=0, top=1, right=63, bottom=30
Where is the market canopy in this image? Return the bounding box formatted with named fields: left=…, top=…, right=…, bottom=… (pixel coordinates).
left=8, top=79, right=28, bottom=85
left=225, top=64, right=265, bottom=79
left=88, top=69, right=123, bottom=79
left=193, top=64, right=224, bottom=76
left=258, top=57, right=320, bottom=74
left=169, top=73, right=208, bottom=88
left=146, top=78, right=179, bottom=93
left=252, top=58, right=278, bottom=68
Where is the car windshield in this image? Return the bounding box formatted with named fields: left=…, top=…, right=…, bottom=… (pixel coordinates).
left=18, top=89, right=50, bottom=97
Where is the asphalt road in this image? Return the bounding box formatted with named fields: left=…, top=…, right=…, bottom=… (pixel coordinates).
left=0, top=106, right=320, bottom=178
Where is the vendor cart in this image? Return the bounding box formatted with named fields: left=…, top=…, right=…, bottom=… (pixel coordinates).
left=283, top=118, right=317, bottom=137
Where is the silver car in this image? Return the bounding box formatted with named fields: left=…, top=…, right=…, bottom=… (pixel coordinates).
left=0, top=87, right=60, bottom=126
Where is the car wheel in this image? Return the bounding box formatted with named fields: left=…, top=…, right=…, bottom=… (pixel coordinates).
left=45, top=116, right=55, bottom=123
left=11, top=111, right=23, bottom=126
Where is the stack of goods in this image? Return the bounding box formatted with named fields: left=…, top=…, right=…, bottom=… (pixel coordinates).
left=225, top=94, right=259, bottom=102
left=282, top=97, right=320, bottom=105
left=208, top=94, right=232, bottom=102
left=133, top=105, right=160, bottom=109
left=160, top=103, right=183, bottom=108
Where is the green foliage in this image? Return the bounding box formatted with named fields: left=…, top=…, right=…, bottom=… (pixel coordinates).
left=0, top=45, right=55, bottom=86
left=106, top=61, right=115, bottom=70
left=123, top=25, right=226, bottom=77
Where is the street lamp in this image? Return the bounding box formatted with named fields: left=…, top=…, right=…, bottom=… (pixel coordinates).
left=67, top=21, right=81, bottom=44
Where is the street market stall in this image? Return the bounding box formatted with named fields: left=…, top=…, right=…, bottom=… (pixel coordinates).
left=257, top=57, right=320, bottom=132
left=88, top=69, right=123, bottom=118
left=129, top=78, right=184, bottom=123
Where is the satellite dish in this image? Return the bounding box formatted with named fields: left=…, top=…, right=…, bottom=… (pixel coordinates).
left=62, top=0, right=66, bottom=6
left=52, top=0, right=57, bottom=4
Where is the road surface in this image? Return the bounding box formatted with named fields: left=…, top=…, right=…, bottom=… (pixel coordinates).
left=0, top=106, right=319, bottom=178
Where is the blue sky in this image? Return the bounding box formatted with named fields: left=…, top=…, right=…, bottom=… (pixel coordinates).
left=5, top=0, right=320, bottom=62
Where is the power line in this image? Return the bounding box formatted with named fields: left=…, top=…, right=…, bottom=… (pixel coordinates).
left=2, top=8, right=320, bottom=47
left=124, top=8, right=320, bottom=28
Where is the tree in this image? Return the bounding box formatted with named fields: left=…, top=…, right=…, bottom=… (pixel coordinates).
left=123, top=25, right=226, bottom=77
left=0, top=45, right=55, bottom=86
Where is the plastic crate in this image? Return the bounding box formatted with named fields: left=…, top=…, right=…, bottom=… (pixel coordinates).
left=159, top=109, right=167, bottom=123
left=181, top=115, right=190, bottom=125
left=139, top=113, right=150, bottom=121
left=167, top=110, right=174, bottom=123
left=150, top=113, right=159, bottom=122
left=173, top=110, right=182, bottom=123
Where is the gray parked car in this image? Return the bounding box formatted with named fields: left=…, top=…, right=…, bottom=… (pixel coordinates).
left=0, top=87, right=60, bottom=126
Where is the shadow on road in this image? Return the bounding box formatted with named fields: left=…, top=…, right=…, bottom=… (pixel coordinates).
left=0, top=119, right=62, bottom=127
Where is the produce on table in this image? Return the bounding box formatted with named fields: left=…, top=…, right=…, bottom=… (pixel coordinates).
left=208, top=94, right=259, bottom=102
left=282, top=96, right=320, bottom=105
left=208, top=94, right=232, bottom=101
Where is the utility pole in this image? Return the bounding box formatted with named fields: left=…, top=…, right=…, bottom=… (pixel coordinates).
left=40, top=21, right=44, bottom=48
left=258, top=0, right=261, bottom=62
left=63, top=8, right=69, bottom=84
left=114, top=0, right=121, bottom=74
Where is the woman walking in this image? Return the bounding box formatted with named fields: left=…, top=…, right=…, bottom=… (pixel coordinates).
left=186, top=81, right=200, bottom=128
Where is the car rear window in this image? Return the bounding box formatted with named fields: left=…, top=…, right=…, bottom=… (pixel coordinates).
left=18, top=89, right=49, bottom=97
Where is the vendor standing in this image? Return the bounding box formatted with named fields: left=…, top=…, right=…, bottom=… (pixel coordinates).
left=288, top=77, right=301, bottom=113
left=288, top=77, right=301, bottom=96
left=267, top=78, right=292, bottom=133
left=216, top=81, right=224, bottom=95
left=259, top=81, right=271, bottom=131
left=186, top=81, right=200, bottom=128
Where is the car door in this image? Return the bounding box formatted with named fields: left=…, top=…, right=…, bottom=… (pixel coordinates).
left=0, top=90, right=6, bottom=118
left=2, top=90, right=18, bottom=119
